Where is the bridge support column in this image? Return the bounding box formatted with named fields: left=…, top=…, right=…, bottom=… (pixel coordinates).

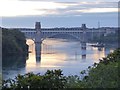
left=81, top=24, right=87, bottom=59
left=81, top=42, right=86, bottom=59
left=81, top=42, right=86, bottom=50
left=35, top=41, right=42, bottom=62
left=35, top=22, right=42, bottom=62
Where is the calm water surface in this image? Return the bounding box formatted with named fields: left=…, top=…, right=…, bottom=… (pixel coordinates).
left=3, top=38, right=115, bottom=80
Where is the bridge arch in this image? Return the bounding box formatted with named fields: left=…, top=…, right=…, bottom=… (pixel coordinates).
left=41, top=33, right=82, bottom=42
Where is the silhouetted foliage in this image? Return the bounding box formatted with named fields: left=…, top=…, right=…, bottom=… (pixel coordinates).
left=2, top=69, right=67, bottom=89
left=0, top=74, right=2, bottom=90
left=2, top=28, right=28, bottom=56
left=80, top=48, right=120, bottom=88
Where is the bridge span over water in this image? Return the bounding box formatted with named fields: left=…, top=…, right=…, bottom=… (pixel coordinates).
left=18, top=23, right=106, bottom=42
left=17, top=22, right=106, bottom=61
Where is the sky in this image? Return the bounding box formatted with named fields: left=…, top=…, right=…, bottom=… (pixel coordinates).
left=0, top=0, right=119, bottom=28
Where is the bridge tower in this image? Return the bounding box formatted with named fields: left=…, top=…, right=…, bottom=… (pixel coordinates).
left=81, top=24, right=86, bottom=58
left=35, top=22, right=42, bottom=61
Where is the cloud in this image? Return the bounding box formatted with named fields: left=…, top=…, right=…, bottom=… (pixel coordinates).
left=19, top=0, right=119, bottom=2
left=0, top=0, right=78, bottom=17
left=0, top=0, right=118, bottom=17
left=0, top=0, right=70, bottom=17
left=75, top=8, right=118, bottom=13
left=41, top=2, right=118, bottom=16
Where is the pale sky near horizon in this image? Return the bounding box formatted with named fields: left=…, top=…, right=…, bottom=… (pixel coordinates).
left=0, top=0, right=119, bottom=28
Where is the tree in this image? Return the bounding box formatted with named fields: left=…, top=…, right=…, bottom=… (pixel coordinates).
left=2, top=69, right=67, bottom=89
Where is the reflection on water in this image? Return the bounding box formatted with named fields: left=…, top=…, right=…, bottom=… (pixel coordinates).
left=3, top=55, right=27, bottom=79
left=3, top=38, right=115, bottom=79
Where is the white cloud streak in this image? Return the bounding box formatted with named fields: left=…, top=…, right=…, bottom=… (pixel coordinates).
left=76, top=8, right=118, bottom=13
left=0, top=0, right=72, bottom=17
left=0, top=0, right=118, bottom=17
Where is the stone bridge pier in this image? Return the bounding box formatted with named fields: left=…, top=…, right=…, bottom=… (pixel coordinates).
left=35, top=22, right=42, bottom=62
left=81, top=24, right=87, bottom=49
left=81, top=24, right=87, bottom=58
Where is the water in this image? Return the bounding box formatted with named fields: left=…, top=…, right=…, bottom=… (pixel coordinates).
left=3, top=38, right=115, bottom=80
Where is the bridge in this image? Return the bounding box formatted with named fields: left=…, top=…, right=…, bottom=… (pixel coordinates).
left=19, top=23, right=106, bottom=42
left=18, top=22, right=106, bottom=61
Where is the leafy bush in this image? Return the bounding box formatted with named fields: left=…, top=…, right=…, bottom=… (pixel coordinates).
left=2, top=69, right=67, bottom=89
left=80, top=48, right=120, bottom=88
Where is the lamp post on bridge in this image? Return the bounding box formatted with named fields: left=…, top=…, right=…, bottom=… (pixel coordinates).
left=35, top=22, right=42, bottom=62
